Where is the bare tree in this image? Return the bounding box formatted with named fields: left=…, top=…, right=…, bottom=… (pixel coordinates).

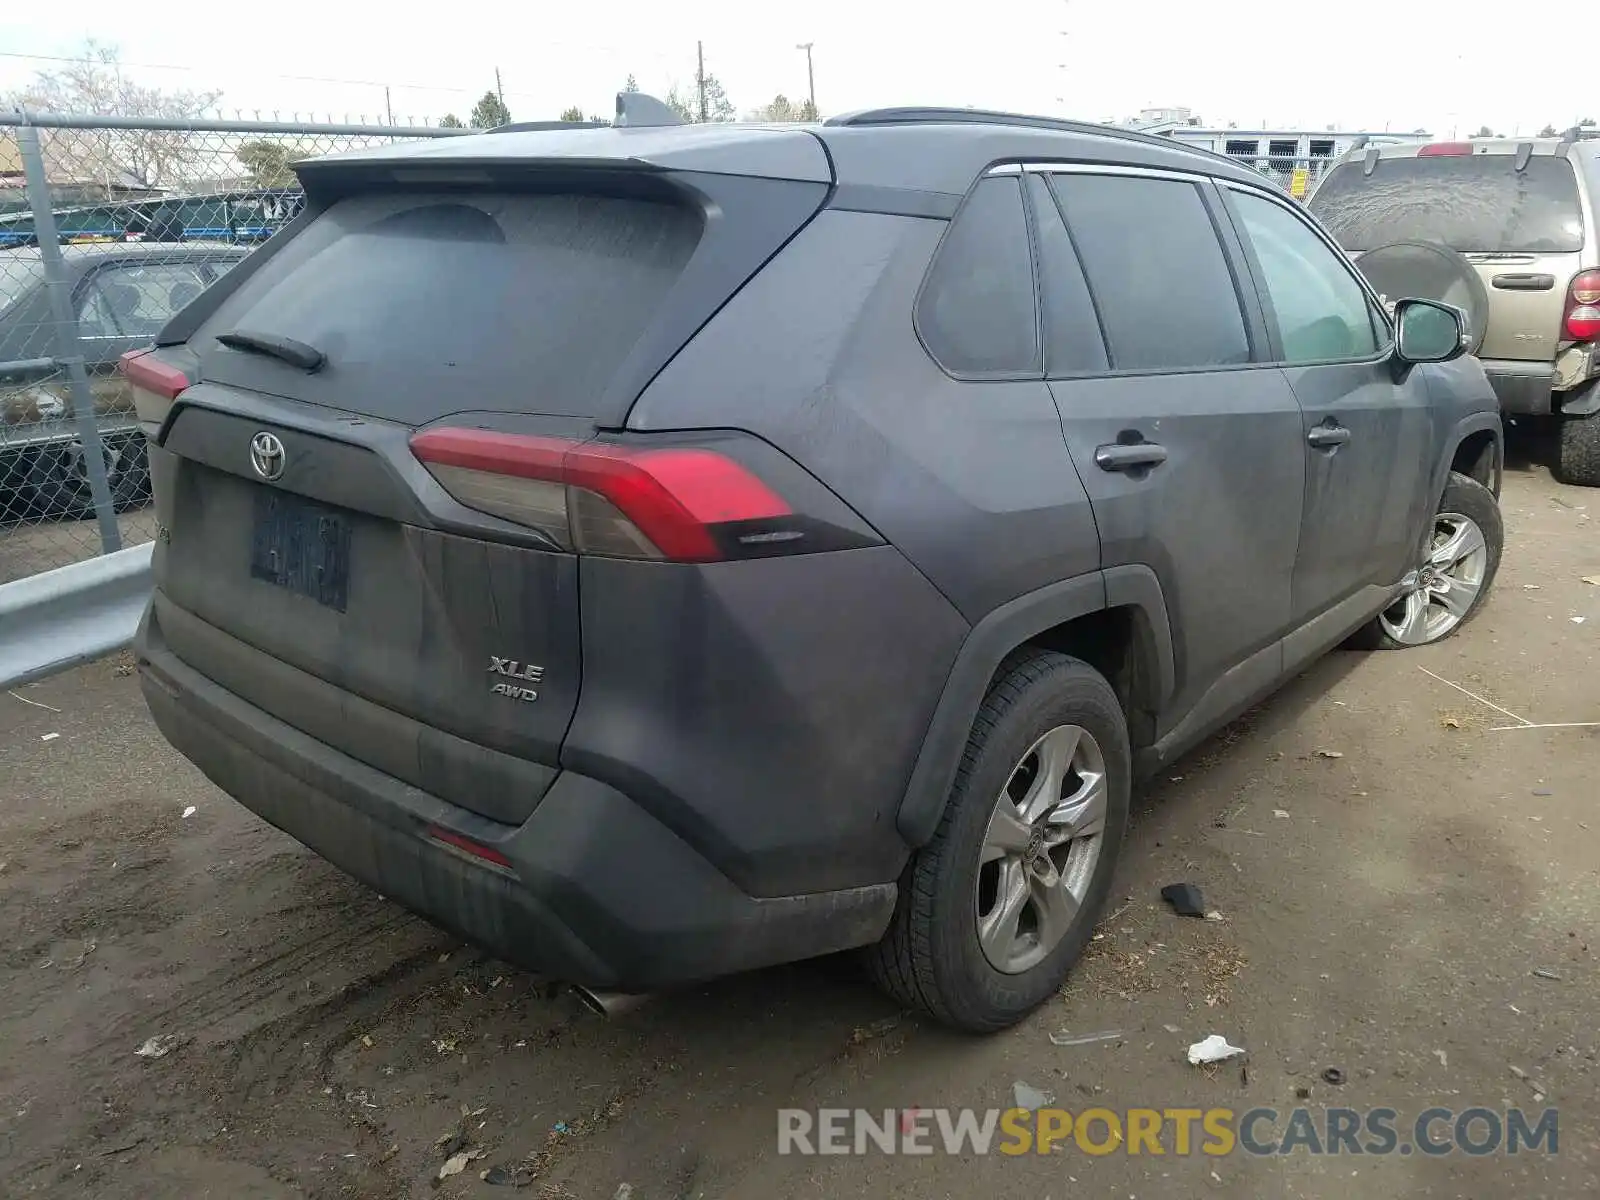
left=3, top=40, right=220, bottom=192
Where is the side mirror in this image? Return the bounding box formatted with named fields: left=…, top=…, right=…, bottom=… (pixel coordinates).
left=1394, top=297, right=1469, bottom=364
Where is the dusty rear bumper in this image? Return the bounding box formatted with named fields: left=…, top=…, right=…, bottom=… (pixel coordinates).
left=137, top=615, right=896, bottom=991
left=1480, top=359, right=1554, bottom=415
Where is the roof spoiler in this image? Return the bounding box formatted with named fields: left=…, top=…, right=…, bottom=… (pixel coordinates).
left=615, top=91, right=683, bottom=128
left=1557, top=125, right=1598, bottom=157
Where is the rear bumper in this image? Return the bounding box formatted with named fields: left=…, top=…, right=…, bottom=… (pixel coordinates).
left=136, top=616, right=896, bottom=991
left=1480, top=359, right=1554, bottom=415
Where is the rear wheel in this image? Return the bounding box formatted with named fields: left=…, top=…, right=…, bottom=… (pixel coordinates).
left=864, top=650, right=1129, bottom=1032
left=23, top=434, right=149, bottom=518
left=1556, top=413, right=1600, bottom=488
left=1348, top=471, right=1502, bottom=649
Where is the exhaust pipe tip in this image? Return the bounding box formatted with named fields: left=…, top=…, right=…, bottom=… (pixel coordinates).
left=570, top=985, right=651, bottom=1017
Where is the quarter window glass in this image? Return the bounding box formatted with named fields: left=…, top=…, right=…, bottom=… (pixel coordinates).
left=917, top=176, right=1040, bottom=375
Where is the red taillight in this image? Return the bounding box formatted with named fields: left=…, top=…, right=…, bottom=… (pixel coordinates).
left=1418, top=142, right=1475, bottom=157
left=409, top=428, right=792, bottom=562
left=1567, top=306, right=1600, bottom=341
left=118, top=349, right=191, bottom=426
left=426, top=826, right=512, bottom=870
left=1567, top=271, right=1600, bottom=341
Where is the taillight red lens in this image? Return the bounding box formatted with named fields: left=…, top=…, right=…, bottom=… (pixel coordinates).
left=1567, top=305, right=1600, bottom=341
left=118, top=349, right=191, bottom=426
left=409, top=428, right=792, bottom=562
left=1418, top=142, right=1474, bottom=156
left=1570, top=270, right=1600, bottom=306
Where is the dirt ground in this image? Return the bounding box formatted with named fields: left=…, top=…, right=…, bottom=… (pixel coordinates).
left=0, top=507, right=157, bottom=585
left=1, top=432, right=1596, bottom=1199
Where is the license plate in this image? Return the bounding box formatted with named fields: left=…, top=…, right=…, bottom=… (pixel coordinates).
left=250, top=489, right=351, bottom=611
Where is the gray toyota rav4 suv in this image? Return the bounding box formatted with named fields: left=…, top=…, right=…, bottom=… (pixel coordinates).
left=124, top=101, right=1504, bottom=1031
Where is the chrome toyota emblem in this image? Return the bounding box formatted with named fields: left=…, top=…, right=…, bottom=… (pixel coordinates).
left=249, top=431, right=285, bottom=481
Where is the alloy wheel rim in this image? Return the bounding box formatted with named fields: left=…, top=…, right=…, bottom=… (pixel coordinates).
left=1379, top=512, right=1488, bottom=646
left=975, top=723, right=1107, bottom=975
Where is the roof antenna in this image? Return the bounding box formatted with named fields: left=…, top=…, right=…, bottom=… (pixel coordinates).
left=615, top=91, right=684, bottom=128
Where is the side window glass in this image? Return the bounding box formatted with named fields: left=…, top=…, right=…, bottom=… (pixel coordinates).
left=76, top=280, right=125, bottom=337
left=1229, top=189, right=1381, bottom=364
left=1024, top=174, right=1109, bottom=376
left=917, top=176, right=1040, bottom=376
left=1050, top=174, right=1251, bottom=371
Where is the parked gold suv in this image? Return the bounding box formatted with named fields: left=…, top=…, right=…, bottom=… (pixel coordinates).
left=1310, top=130, right=1600, bottom=485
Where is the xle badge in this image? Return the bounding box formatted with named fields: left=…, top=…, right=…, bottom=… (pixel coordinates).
left=488, top=656, right=543, bottom=703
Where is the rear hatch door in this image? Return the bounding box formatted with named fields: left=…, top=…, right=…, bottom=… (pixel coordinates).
left=1311, top=151, right=1587, bottom=362
left=145, top=128, right=832, bottom=825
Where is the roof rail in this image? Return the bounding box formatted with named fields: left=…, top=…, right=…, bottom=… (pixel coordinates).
left=823, top=106, right=1244, bottom=170
left=615, top=91, right=684, bottom=129
left=483, top=119, right=609, bottom=135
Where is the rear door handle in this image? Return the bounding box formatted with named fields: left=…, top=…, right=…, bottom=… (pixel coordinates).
left=1491, top=273, right=1556, bottom=291
left=1307, top=425, right=1352, bottom=449
left=1094, top=442, right=1169, bottom=472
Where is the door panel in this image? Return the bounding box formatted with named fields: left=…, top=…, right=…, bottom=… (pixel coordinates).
left=1283, top=362, right=1434, bottom=619
left=1037, top=168, right=1305, bottom=729
left=1049, top=372, right=1305, bottom=723
left=1222, top=183, right=1434, bottom=625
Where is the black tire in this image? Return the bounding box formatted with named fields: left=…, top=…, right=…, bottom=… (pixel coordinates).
left=1556, top=413, right=1600, bottom=488
left=1347, top=470, right=1502, bottom=650
left=23, top=434, right=149, bottom=518
left=863, top=650, right=1129, bottom=1032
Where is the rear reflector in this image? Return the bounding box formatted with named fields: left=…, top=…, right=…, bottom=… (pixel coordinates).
left=118, top=349, right=191, bottom=426
left=426, top=825, right=513, bottom=869
left=1418, top=142, right=1474, bottom=157
left=410, top=428, right=792, bottom=562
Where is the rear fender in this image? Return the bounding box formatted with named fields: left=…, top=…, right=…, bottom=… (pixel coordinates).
left=895, top=567, right=1175, bottom=846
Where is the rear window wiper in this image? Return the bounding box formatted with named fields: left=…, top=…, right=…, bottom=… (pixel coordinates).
left=215, top=329, right=325, bottom=372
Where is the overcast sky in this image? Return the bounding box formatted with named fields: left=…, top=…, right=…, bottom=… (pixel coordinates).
left=1, top=0, right=1589, bottom=137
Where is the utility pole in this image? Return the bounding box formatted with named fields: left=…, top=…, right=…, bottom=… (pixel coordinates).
left=796, top=43, right=815, bottom=114
left=696, top=41, right=707, bottom=123
left=384, top=85, right=394, bottom=126
left=495, top=67, right=504, bottom=108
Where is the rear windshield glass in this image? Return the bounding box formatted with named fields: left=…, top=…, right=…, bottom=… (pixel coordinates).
left=198, top=191, right=702, bottom=420
left=1310, top=156, right=1584, bottom=253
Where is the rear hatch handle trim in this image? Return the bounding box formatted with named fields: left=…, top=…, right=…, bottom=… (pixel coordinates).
left=1490, top=273, right=1556, bottom=291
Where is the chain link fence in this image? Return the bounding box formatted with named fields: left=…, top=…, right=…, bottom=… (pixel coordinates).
left=1233, top=154, right=1336, bottom=201
left=0, top=114, right=461, bottom=585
